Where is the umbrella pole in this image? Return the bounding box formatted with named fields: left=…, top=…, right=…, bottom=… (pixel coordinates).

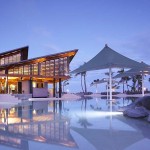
left=142, top=73, right=144, bottom=96
left=96, top=84, right=98, bottom=93
left=109, top=67, right=112, bottom=101
left=107, top=82, right=109, bottom=100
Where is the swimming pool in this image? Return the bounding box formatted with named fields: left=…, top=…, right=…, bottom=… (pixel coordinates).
left=0, top=97, right=150, bottom=150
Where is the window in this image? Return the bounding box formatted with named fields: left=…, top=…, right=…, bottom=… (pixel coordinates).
left=16, top=53, right=21, bottom=62
left=1, top=58, right=4, bottom=65
left=46, top=61, right=50, bottom=76
left=55, top=59, right=59, bottom=76
left=59, top=58, right=64, bottom=75
left=64, top=57, right=69, bottom=75
left=32, top=63, right=38, bottom=75
left=41, top=62, right=46, bottom=76
left=50, top=60, right=54, bottom=76
left=5, top=57, right=9, bottom=64
left=8, top=69, right=14, bottom=74
left=24, top=65, right=30, bottom=75
left=14, top=67, right=19, bottom=74
left=19, top=66, right=23, bottom=74
left=9, top=56, right=13, bottom=63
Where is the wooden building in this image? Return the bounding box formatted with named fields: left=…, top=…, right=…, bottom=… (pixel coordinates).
left=0, top=46, right=78, bottom=97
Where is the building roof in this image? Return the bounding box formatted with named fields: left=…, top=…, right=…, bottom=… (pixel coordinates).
left=0, top=48, right=78, bottom=69
left=0, top=46, right=28, bottom=60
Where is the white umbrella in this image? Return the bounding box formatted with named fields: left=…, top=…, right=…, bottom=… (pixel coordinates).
left=114, top=64, right=150, bottom=96
left=71, top=44, right=148, bottom=100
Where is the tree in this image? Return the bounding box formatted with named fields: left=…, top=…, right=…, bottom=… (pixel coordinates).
left=75, top=72, right=85, bottom=93
left=75, top=63, right=87, bottom=94
left=62, top=80, right=69, bottom=92
left=130, top=74, right=142, bottom=92
left=131, top=76, right=137, bottom=92
left=117, top=69, right=132, bottom=93
left=128, top=74, right=143, bottom=93
left=105, top=71, right=119, bottom=91
left=77, top=98, right=92, bottom=128
left=118, top=68, right=125, bottom=93
left=135, top=75, right=142, bottom=92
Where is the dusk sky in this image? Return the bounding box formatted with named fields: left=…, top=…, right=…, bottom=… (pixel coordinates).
left=0, top=0, right=150, bottom=93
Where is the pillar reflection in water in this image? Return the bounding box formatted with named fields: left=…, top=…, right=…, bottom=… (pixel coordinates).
left=109, top=100, right=113, bottom=129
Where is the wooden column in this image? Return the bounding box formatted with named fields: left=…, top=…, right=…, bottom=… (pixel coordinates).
left=53, top=78, right=56, bottom=97
left=53, top=78, right=56, bottom=113
left=5, top=68, right=8, bottom=94
left=59, top=78, right=62, bottom=98
left=58, top=78, right=62, bottom=114
left=18, top=78, right=22, bottom=94
left=38, top=62, right=41, bottom=75
left=29, top=77, right=33, bottom=94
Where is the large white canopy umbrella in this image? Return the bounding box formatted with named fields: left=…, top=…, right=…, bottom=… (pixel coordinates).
left=114, top=64, right=150, bottom=96
left=71, top=44, right=148, bottom=100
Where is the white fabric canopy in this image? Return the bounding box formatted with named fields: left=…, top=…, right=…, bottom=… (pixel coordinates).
left=71, top=44, right=148, bottom=100
left=114, top=64, right=150, bottom=96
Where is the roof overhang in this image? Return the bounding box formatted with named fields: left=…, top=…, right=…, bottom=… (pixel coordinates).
left=0, top=49, right=78, bottom=69
left=0, top=46, right=28, bottom=60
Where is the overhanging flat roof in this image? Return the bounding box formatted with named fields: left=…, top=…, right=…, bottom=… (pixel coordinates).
left=0, top=49, right=78, bottom=69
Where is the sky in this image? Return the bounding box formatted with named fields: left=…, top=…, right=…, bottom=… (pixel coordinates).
left=0, top=0, right=150, bottom=93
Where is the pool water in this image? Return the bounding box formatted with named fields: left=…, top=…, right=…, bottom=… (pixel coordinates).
left=0, top=97, right=150, bottom=150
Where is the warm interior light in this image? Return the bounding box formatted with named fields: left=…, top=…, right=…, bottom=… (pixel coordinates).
left=33, top=82, right=36, bottom=88
left=10, top=84, right=15, bottom=90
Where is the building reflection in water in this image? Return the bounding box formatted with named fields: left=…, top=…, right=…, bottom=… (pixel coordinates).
left=0, top=100, right=76, bottom=150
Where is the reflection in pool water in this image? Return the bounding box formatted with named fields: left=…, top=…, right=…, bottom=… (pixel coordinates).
left=0, top=97, right=150, bottom=150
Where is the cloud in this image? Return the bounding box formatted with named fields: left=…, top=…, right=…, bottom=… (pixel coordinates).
left=120, top=32, right=150, bottom=64
left=33, top=27, right=52, bottom=37
left=43, top=43, right=61, bottom=54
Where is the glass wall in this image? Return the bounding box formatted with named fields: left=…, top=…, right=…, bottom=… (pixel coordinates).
left=0, top=53, right=21, bottom=65
left=40, top=57, right=68, bottom=76
left=41, top=62, right=46, bottom=76
left=50, top=60, right=54, bottom=76
left=54, top=59, right=59, bottom=76
left=0, top=70, right=5, bottom=74
left=32, top=63, right=38, bottom=75
left=7, top=57, right=69, bottom=77
left=24, top=65, right=30, bottom=75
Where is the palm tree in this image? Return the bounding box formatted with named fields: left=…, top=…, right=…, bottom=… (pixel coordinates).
left=77, top=115, right=92, bottom=128
left=125, top=76, right=131, bottom=91
left=131, top=76, right=137, bottom=92
left=75, top=63, right=87, bottom=94
left=62, top=80, right=69, bottom=92
left=119, top=76, right=131, bottom=92
left=117, top=69, right=133, bottom=93
left=129, top=75, right=143, bottom=93
left=135, top=75, right=142, bottom=92
left=77, top=98, right=92, bottom=128
left=117, top=69, right=144, bottom=93
left=105, top=71, right=119, bottom=92
left=75, top=72, right=85, bottom=93
left=118, top=69, right=125, bottom=93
